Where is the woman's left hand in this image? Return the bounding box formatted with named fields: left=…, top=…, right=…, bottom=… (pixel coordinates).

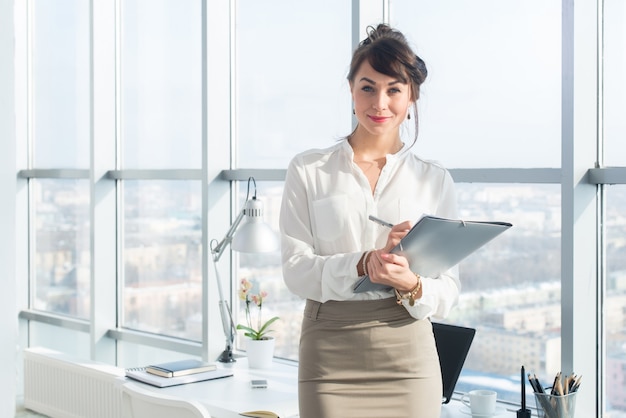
left=366, top=251, right=417, bottom=292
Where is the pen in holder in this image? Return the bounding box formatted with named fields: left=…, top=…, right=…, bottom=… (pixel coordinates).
left=534, top=389, right=577, bottom=418
left=528, top=371, right=581, bottom=418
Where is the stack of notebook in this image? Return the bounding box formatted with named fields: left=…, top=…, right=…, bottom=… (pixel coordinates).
left=125, top=358, right=233, bottom=387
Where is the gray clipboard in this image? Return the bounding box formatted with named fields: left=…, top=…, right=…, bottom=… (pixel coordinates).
left=353, top=215, right=513, bottom=293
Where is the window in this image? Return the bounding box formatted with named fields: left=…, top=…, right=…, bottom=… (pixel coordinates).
left=32, top=179, right=90, bottom=318
left=30, top=0, right=91, bottom=318
left=606, top=186, right=626, bottom=412
left=603, top=1, right=626, bottom=413
left=391, top=0, right=561, bottom=169
left=31, top=0, right=90, bottom=169
left=118, top=0, right=203, bottom=340
left=12, top=2, right=626, bottom=416
left=452, top=184, right=561, bottom=403
left=120, top=0, right=202, bottom=169
left=603, top=0, right=626, bottom=166
left=121, top=180, right=203, bottom=339
left=235, top=0, right=353, bottom=168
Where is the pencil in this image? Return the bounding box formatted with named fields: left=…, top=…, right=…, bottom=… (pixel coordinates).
left=533, top=374, right=546, bottom=394
left=551, top=371, right=562, bottom=395
left=528, top=373, right=538, bottom=393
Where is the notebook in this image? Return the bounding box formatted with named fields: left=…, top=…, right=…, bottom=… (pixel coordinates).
left=432, top=322, right=476, bottom=404
left=145, top=359, right=216, bottom=378
left=125, top=367, right=233, bottom=388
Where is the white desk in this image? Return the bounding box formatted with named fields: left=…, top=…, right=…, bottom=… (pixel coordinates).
left=127, top=358, right=299, bottom=418
left=126, top=358, right=513, bottom=418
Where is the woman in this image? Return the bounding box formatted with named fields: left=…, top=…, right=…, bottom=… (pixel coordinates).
left=279, top=24, right=460, bottom=418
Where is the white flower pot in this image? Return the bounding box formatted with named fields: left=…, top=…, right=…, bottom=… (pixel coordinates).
left=246, top=337, right=275, bottom=369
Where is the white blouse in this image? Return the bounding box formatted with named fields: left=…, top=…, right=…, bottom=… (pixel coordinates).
left=279, top=140, right=460, bottom=320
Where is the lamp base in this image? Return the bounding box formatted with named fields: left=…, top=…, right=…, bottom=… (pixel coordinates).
left=217, top=348, right=237, bottom=363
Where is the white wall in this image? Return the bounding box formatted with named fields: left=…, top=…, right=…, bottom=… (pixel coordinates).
left=0, top=0, right=17, bottom=415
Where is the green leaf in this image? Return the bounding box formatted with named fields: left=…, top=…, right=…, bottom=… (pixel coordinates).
left=236, top=317, right=280, bottom=340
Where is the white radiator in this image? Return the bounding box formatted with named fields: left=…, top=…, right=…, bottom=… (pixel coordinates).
left=23, top=347, right=125, bottom=418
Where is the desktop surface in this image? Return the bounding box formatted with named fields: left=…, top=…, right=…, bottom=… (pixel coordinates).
left=124, top=357, right=513, bottom=418
left=126, top=358, right=299, bottom=418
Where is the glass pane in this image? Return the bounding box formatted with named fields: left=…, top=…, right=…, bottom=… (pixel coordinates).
left=30, top=322, right=90, bottom=359
left=450, top=184, right=561, bottom=403
left=605, top=185, right=626, bottom=415
left=604, top=0, right=626, bottom=166
left=31, top=0, right=90, bottom=168
left=234, top=181, right=301, bottom=360
left=391, top=1, right=561, bottom=168
left=236, top=0, right=353, bottom=168
left=32, top=179, right=90, bottom=318
left=120, top=0, right=202, bottom=169
left=121, top=180, right=202, bottom=340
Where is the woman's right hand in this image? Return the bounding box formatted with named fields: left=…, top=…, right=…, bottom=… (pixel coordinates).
left=382, top=220, right=412, bottom=252
left=365, top=220, right=414, bottom=287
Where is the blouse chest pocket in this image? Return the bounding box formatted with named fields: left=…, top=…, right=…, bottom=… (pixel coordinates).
left=311, top=195, right=348, bottom=242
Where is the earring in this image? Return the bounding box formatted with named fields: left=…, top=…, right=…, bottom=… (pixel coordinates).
left=407, top=113, right=411, bottom=120
left=352, top=109, right=356, bottom=115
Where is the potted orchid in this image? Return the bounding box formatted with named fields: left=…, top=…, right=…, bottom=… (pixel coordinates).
left=236, top=278, right=280, bottom=340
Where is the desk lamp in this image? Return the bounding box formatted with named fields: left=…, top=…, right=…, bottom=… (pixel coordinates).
left=210, top=177, right=279, bottom=363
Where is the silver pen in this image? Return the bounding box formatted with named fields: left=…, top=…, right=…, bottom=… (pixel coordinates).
left=368, top=215, right=393, bottom=228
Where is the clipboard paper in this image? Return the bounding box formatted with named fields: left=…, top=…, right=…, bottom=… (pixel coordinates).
left=353, top=215, right=512, bottom=293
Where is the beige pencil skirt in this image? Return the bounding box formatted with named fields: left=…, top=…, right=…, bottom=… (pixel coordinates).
left=298, top=298, right=442, bottom=418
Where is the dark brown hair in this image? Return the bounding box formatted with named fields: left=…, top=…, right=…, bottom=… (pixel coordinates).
left=347, top=24, right=427, bottom=147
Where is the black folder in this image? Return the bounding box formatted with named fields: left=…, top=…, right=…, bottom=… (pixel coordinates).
left=354, top=215, right=512, bottom=293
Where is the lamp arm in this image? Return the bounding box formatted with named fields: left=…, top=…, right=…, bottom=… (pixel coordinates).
left=212, top=257, right=237, bottom=346
left=209, top=207, right=246, bottom=362
left=211, top=208, right=246, bottom=263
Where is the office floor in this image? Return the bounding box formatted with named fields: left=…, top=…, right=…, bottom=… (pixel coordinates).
left=16, top=410, right=47, bottom=418
left=16, top=397, right=48, bottom=418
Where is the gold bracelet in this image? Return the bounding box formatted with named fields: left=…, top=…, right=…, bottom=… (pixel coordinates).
left=394, top=273, right=422, bottom=306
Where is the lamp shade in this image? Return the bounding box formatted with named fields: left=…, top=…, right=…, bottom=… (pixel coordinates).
left=231, top=197, right=279, bottom=253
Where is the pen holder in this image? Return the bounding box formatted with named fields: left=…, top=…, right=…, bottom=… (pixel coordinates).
left=534, top=390, right=577, bottom=418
